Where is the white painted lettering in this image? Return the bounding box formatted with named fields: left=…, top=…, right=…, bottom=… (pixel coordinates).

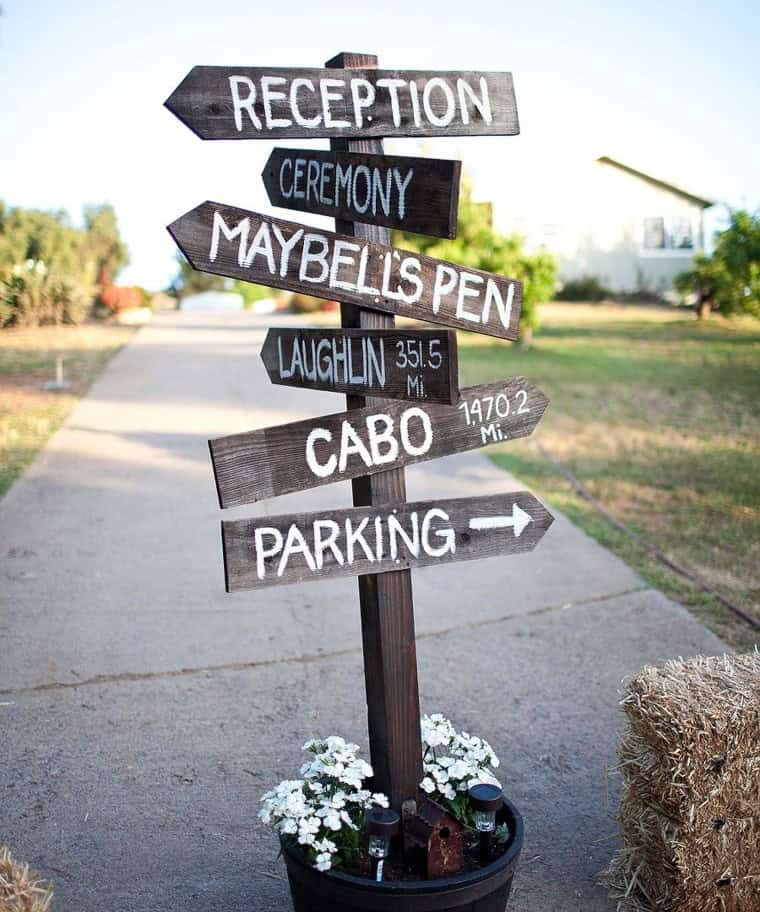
left=320, top=79, right=350, bottom=129
left=305, top=427, right=336, bottom=478
left=456, top=271, right=484, bottom=323
left=260, top=76, right=291, bottom=128
left=228, top=76, right=261, bottom=131
left=423, top=77, right=456, bottom=127
left=209, top=211, right=249, bottom=266
left=299, top=233, right=330, bottom=284
left=399, top=407, right=433, bottom=457
left=432, top=264, right=458, bottom=313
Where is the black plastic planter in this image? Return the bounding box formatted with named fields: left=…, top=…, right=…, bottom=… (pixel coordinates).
left=281, top=798, right=523, bottom=912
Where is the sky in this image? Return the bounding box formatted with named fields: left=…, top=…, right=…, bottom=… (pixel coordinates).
left=1, top=0, right=758, bottom=290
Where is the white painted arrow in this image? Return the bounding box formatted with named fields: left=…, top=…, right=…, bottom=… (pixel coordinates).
left=468, top=503, right=533, bottom=537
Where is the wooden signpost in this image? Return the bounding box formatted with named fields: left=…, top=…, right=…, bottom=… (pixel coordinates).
left=261, top=327, right=459, bottom=404
left=167, top=50, right=553, bottom=851
left=165, top=67, right=519, bottom=140
left=209, top=378, right=549, bottom=508
left=262, top=148, right=461, bottom=238
left=168, top=202, right=523, bottom=339
left=222, top=492, right=553, bottom=591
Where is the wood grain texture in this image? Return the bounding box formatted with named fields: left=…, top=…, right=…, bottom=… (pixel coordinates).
left=260, top=327, right=459, bottom=404
left=209, top=377, right=549, bottom=509
left=222, top=491, right=554, bottom=591
left=165, top=67, right=519, bottom=140
left=168, top=202, right=523, bottom=340
left=329, top=51, right=421, bottom=812
left=262, top=148, right=461, bottom=238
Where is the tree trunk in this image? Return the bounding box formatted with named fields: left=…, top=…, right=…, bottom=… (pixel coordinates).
left=520, top=325, right=533, bottom=349
left=697, top=297, right=711, bottom=320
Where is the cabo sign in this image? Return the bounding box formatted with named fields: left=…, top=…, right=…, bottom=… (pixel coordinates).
left=209, top=378, right=549, bottom=508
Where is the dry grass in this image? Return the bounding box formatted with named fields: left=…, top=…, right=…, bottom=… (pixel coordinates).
left=457, top=303, right=760, bottom=650
left=599, top=653, right=760, bottom=912
left=0, top=322, right=135, bottom=499
left=0, top=845, right=52, bottom=912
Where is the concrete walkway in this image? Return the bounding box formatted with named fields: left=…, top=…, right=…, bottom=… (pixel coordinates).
left=1, top=311, right=723, bottom=911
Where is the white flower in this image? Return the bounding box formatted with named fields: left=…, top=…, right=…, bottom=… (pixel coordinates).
left=260, top=735, right=390, bottom=872
left=320, top=810, right=342, bottom=831
left=299, top=817, right=321, bottom=835
left=448, top=759, right=471, bottom=781
left=314, top=838, right=337, bottom=854
left=418, top=714, right=501, bottom=817
left=315, top=852, right=332, bottom=872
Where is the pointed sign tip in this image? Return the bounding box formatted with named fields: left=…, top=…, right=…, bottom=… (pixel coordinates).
left=512, top=503, right=533, bottom=538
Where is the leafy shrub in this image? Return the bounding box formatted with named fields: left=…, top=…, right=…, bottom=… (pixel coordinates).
left=394, top=179, right=557, bottom=336
left=0, top=260, right=93, bottom=327
left=675, top=210, right=760, bottom=318
left=555, top=275, right=610, bottom=302
left=99, top=283, right=144, bottom=313
left=232, top=279, right=277, bottom=309
left=289, top=292, right=328, bottom=314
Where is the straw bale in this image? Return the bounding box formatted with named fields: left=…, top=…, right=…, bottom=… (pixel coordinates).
left=0, top=845, right=52, bottom=912
left=600, top=653, right=760, bottom=912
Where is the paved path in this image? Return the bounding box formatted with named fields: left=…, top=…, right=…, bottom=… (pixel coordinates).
left=1, top=311, right=723, bottom=911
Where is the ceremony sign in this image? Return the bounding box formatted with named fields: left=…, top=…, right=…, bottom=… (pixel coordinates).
left=261, top=327, right=458, bottom=403
left=262, top=148, right=461, bottom=238
left=165, top=67, right=519, bottom=140
left=169, top=202, right=523, bottom=339
left=222, top=492, right=553, bottom=591
left=209, top=378, right=549, bottom=508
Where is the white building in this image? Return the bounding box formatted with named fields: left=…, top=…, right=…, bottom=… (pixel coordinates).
left=494, top=156, right=715, bottom=297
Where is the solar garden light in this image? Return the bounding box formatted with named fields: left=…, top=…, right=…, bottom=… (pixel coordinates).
left=365, top=808, right=400, bottom=882
left=468, top=783, right=504, bottom=863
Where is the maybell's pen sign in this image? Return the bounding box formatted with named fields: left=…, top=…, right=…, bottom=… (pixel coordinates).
left=169, top=203, right=523, bottom=339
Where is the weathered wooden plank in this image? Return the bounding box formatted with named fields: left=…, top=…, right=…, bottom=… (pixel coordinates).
left=209, top=378, right=549, bottom=509
left=165, top=67, right=519, bottom=140
left=262, top=148, right=461, bottom=238
left=261, top=327, right=459, bottom=404
left=168, top=202, right=522, bottom=340
left=222, top=491, right=554, bottom=591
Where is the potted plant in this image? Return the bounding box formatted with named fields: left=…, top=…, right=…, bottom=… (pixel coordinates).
left=259, top=715, right=523, bottom=912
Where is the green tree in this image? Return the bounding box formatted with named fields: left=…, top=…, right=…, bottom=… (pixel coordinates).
left=82, top=204, right=129, bottom=283
left=170, top=252, right=226, bottom=299
left=231, top=278, right=277, bottom=308
left=0, top=200, right=128, bottom=327
left=393, top=179, right=557, bottom=344
left=675, top=210, right=760, bottom=319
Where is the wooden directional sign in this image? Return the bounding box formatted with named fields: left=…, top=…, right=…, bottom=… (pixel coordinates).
left=165, top=68, right=519, bottom=141
left=168, top=203, right=522, bottom=340
left=209, top=378, right=549, bottom=509
left=261, top=327, right=458, bottom=404
left=222, top=491, right=553, bottom=591
left=262, top=148, right=461, bottom=239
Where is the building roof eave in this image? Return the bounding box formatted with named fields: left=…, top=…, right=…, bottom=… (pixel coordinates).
left=596, top=156, right=716, bottom=209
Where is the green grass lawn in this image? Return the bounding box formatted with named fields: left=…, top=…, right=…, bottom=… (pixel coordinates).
left=0, top=323, right=135, bottom=499
left=457, top=303, right=760, bottom=651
